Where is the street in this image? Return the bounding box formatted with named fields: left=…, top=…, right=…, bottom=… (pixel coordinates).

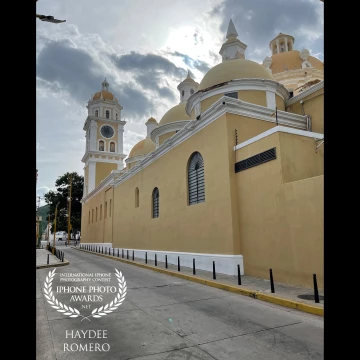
left=36, top=247, right=323, bottom=360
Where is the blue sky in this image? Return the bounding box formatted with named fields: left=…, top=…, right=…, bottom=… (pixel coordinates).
left=36, top=0, right=323, bottom=205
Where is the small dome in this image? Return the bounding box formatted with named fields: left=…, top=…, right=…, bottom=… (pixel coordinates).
left=92, top=91, right=116, bottom=101
left=269, top=50, right=323, bottom=74
left=158, top=102, right=190, bottom=126
left=128, top=138, right=156, bottom=158
left=145, top=117, right=158, bottom=124
left=198, top=59, right=274, bottom=91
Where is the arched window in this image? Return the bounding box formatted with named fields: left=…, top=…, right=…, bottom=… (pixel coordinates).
left=188, top=152, right=205, bottom=205
left=92, top=209, right=94, bottom=223
left=105, top=201, right=107, bottom=218
left=135, top=187, right=139, bottom=208
left=182, top=90, right=184, bottom=97
left=109, top=199, right=112, bottom=217
left=190, top=89, right=194, bottom=95
left=110, top=142, right=115, bottom=152
left=96, top=207, right=98, bottom=222
left=116, top=113, right=118, bottom=120
left=99, top=140, right=104, bottom=151
left=106, top=110, right=110, bottom=119
left=95, top=110, right=99, bottom=117
left=152, top=187, right=159, bottom=218
left=100, top=204, right=102, bottom=220
left=88, top=211, right=90, bottom=224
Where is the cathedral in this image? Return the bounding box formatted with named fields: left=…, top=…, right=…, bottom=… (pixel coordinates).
left=80, top=20, right=324, bottom=289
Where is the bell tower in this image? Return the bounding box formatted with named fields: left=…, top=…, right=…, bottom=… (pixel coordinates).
left=81, top=79, right=126, bottom=197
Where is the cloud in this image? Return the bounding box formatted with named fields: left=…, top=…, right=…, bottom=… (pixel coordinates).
left=211, top=0, right=324, bottom=62
left=169, top=51, right=211, bottom=74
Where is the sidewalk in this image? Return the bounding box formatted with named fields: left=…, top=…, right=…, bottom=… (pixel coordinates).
left=36, top=248, right=69, bottom=269
left=75, top=247, right=324, bottom=316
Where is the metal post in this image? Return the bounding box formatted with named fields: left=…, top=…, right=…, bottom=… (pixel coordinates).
left=122, top=249, right=124, bottom=258
left=133, top=250, right=134, bottom=261
left=127, top=250, right=129, bottom=259
left=62, top=252, right=64, bottom=262
left=313, top=274, right=320, bottom=303
left=165, top=255, right=167, bottom=268
left=269, top=269, right=275, bottom=293
left=155, top=254, right=157, bottom=266
left=118, top=248, right=119, bottom=257
left=145, top=252, right=147, bottom=263
left=113, top=248, right=114, bottom=256
left=193, top=258, right=196, bottom=275
left=102, top=247, right=103, bottom=254
left=178, top=256, right=180, bottom=271
left=237, top=264, right=241, bottom=285
left=47, top=254, right=49, bottom=265
left=67, top=175, right=72, bottom=246
left=213, top=261, right=216, bottom=280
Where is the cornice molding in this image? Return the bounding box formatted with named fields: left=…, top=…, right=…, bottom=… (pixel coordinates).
left=109, top=96, right=307, bottom=189
left=186, top=78, right=289, bottom=116
left=285, top=80, right=324, bottom=106
left=150, top=120, right=190, bottom=143
left=81, top=170, right=122, bottom=204
left=273, top=68, right=323, bottom=80
left=125, top=154, right=146, bottom=164
left=81, top=151, right=127, bottom=163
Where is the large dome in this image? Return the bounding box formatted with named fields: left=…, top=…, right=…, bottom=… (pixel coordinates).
left=158, top=102, right=190, bottom=126
left=269, top=50, right=323, bottom=74
left=198, top=59, right=275, bottom=91
left=128, top=138, right=156, bottom=158
left=92, top=90, right=116, bottom=101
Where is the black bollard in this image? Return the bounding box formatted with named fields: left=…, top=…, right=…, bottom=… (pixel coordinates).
left=113, top=248, right=114, bottom=256
left=62, top=252, right=64, bottom=262
left=269, top=269, right=275, bottom=293
left=118, top=248, right=119, bottom=257
left=145, top=252, right=147, bottom=264
left=237, top=264, right=242, bottom=285
left=165, top=255, right=168, bottom=268
left=127, top=250, right=129, bottom=259
left=47, top=254, right=49, bottom=265
left=178, top=256, right=180, bottom=271
left=313, top=274, right=320, bottom=303
left=122, top=249, right=124, bottom=258
left=193, top=258, right=196, bottom=275
left=133, top=250, right=134, bottom=261
left=213, top=261, right=216, bottom=280
left=155, top=254, right=157, bottom=266
left=102, top=247, right=103, bottom=254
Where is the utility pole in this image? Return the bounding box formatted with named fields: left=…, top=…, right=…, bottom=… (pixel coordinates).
left=53, top=203, right=59, bottom=254
left=36, top=196, right=41, bottom=247
left=47, top=212, right=50, bottom=247
left=67, top=175, right=73, bottom=245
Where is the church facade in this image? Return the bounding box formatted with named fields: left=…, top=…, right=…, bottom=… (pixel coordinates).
left=80, top=20, right=324, bottom=289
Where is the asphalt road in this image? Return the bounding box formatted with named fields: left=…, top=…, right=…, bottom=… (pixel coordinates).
left=36, top=247, right=324, bottom=360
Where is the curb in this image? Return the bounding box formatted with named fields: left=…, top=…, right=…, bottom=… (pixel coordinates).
left=36, top=260, right=69, bottom=269
left=74, top=247, right=324, bottom=317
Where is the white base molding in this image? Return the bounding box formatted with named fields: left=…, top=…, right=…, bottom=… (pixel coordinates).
left=80, top=245, right=244, bottom=276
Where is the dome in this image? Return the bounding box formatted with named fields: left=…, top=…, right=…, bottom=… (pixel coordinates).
left=145, top=117, right=157, bottom=124
left=128, top=138, right=156, bottom=158
left=269, top=50, right=323, bottom=74
left=92, top=90, right=116, bottom=101
left=198, top=59, right=275, bottom=91
left=158, top=102, right=190, bottom=126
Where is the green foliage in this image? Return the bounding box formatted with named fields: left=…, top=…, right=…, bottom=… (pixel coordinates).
left=44, top=172, right=84, bottom=235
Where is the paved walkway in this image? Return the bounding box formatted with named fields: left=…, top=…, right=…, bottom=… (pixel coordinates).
left=36, top=248, right=64, bottom=267
left=77, top=248, right=324, bottom=309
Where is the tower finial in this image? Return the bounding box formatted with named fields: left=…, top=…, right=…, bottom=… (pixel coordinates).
left=101, top=78, right=109, bottom=91
left=186, top=69, right=191, bottom=79
left=226, top=19, right=238, bottom=40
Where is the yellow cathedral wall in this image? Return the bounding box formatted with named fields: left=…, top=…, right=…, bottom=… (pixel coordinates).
left=235, top=131, right=323, bottom=288
left=286, top=88, right=324, bottom=134
left=95, top=163, right=117, bottom=188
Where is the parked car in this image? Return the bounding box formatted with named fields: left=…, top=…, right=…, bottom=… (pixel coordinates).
left=55, top=231, right=68, bottom=241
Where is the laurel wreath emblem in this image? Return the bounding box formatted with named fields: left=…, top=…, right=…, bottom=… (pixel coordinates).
left=43, top=268, right=127, bottom=321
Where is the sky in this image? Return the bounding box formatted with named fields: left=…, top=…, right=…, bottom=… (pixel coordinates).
left=36, top=0, right=324, bottom=205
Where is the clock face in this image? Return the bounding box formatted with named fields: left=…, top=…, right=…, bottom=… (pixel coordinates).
left=100, top=125, right=114, bottom=138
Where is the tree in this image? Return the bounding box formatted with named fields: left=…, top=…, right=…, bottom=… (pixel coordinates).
left=44, top=172, right=84, bottom=236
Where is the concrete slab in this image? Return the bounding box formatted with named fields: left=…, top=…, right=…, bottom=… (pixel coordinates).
left=48, top=309, right=194, bottom=360
left=199, top=322, right=323, bottom=359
